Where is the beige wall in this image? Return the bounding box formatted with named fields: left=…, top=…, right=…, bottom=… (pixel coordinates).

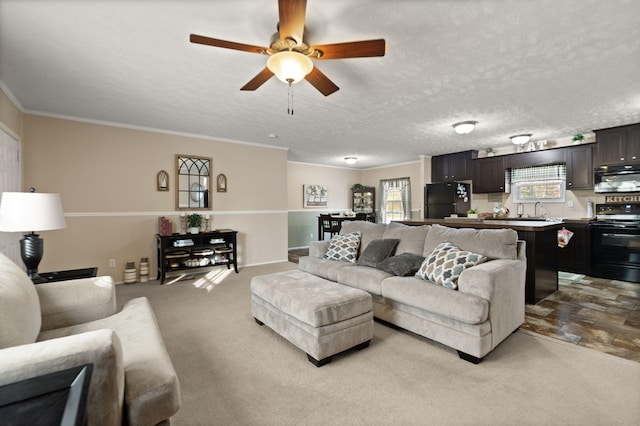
left=287, top=162, right=363, bottom=211
left=21, top=115, right=289, bottom=279
left=0, top=89, right=22, bottom=140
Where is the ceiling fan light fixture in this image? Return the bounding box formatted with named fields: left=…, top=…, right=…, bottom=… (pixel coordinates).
left=267, top=51, right=313, bottom=84
left=344, top=157, right=358, bottom=165
left=510, top=134, right=532, bottom=145
left=452, top=121, right=477, bottom=135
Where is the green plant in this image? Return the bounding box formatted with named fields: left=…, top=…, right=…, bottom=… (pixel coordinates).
left=467, top=208, right=478, bottom=214
left=187, top=213, right=202, bottom=228
left=572, top=133, right=584, bottom=142
left=485, top=148, right=496, bottom=154
left=352, top=183, right=366, bottom=190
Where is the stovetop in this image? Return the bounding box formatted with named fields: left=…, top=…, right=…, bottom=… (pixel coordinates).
left=595, top=203, right=640, bottom=220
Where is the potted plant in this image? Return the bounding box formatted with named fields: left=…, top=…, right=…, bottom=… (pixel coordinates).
left=572, top=133, right=584, bottom=144
left=467, top=208, right=479, bottom=219
left=485, top=148, right=496, bottom=157
left=187, top=213, right=202, bottom=234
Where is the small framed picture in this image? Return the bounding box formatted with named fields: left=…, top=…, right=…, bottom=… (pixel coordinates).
left=157, top=170, right=169, bottom=191
left=217, top=174, right=227, bottom=192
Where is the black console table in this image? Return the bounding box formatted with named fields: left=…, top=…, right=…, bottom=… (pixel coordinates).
left=156, top=230, right=238, bottom=284
left=36, top=267, right=98, bottom=284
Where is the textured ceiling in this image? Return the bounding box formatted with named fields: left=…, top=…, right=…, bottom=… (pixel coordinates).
left=1, top=0, right=639, bottom=169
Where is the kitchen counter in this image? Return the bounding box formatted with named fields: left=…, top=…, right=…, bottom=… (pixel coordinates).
left=397, top=219, right=563, bottom=304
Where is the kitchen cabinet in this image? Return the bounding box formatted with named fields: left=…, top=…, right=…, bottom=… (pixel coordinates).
left=472, top=156, right=506, bottom=193
left=431, top=150, right=477, bottom=182
left=352, top=187, right=375, bottom=213
left=565, top=144, right=594, bottom=190
left=505, top=148, right=565, bottom=169
left=594, top=123, right=640, bottom=166
left=558, top=222, right=591, bottom=275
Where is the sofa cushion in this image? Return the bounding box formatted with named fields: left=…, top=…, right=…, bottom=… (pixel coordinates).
left=337, top=265, right=392, bottom=296
left=324, top=232, right=361, bottom=263
left=298, top=256, right=355, bottom=282
left=416, top=242, right=487, bottom=290
left=0, top=252, right=41, bottom=349
left=340, top=221, right=386, bottom=254
left=378, top=252, right=425, bottom=276
left=382, top=222, right=430, bottom=255
left=381, top=276, right=489, bottom=324
left=423, top=224, right=518, bottom=260
left=357, top=238, right=399, bottom=268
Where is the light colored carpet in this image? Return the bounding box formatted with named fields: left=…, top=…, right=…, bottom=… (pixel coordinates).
left=117, top=263, right=640, bottom=425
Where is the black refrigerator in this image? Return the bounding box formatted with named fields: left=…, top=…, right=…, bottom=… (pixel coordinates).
left=424, top=182, right=471, bottom=219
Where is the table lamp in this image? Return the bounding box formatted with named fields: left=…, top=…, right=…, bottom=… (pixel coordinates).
left=0, top=189, right=66, bottom=283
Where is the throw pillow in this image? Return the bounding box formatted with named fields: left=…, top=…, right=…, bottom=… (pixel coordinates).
left=378, top=252, right=425, bottom=276
left=416, top=241, right=487, bottom=289
left=324, top=232, right=362, bottom=263
left=357, top=238, right=400, bottom=267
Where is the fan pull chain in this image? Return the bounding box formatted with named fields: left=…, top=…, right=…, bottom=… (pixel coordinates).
left=287, top=79, right=294, bottom=115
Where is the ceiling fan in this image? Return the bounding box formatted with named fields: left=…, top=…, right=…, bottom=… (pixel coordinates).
left=190, top=0, right=385, bottom=96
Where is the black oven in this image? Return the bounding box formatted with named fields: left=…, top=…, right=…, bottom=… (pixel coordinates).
left=590, top=203, right=640, bottom=283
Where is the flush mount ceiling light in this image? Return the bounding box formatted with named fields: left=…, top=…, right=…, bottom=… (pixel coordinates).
left=266, top=51, right=314, bottom=85
left=452, top=121, right=477, bottom=135
left=510, top=134, right=533, bottom=145
left=344, top=157, right=358, bottom=165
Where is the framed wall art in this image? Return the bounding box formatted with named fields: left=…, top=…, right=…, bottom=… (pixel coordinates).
left=157, top=170, right=169, bottom=191
left=303, top=184, right=328, bottom=208
left=217, top=173, right=227, bottom=192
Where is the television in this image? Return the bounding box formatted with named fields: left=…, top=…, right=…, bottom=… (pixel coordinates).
left=0, top=364, right=93, bottom=426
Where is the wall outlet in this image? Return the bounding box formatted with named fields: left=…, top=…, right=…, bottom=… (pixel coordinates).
left=567, top=200, right=574, bottom=208
left=310, top=233, right=314, bottom=239
left=109, top=259, right=116, bottom=268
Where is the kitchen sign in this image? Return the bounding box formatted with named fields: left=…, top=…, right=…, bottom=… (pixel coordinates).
left=605, top=195, right=640, bottom=203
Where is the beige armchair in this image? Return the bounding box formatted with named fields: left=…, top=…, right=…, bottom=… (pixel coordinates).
left=0, top=252, right=180, bottom=425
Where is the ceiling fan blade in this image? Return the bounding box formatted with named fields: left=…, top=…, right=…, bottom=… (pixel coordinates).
left=312, top=39, right=386, bottom=59
left=240, top=67, right=274, bottom=91
left=305, top=67, right=339, bottom=96
left=278, top=0, right=306, bottom=45
left=190, top=34, right=267, bottom=54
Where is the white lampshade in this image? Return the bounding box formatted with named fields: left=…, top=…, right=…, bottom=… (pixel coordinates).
left=267, top=51, right=314, bottom=84
left=452, top=121, right=477, bottom=135
left=0, top=192, right=66, bottom=232
left=510, top=134, right=532, bottom=145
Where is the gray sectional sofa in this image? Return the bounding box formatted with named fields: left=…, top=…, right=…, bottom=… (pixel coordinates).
left=298, top=221, right=527, bottom=363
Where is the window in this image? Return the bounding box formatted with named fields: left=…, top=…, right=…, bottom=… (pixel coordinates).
left=511, top=164, right=566, bottom=203
left=380, top=177, right=411, bottom=223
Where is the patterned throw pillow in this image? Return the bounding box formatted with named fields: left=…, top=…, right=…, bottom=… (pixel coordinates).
left=415, top=241, right=487, bottom=289
left=324, top=232, right=362, bottom=263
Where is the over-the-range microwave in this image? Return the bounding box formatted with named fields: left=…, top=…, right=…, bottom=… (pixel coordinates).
left=594, top=164, right=640, bottom=193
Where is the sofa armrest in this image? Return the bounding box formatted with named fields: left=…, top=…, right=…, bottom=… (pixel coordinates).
left=457, top=259, right=526, bottom=349
left=309, top=240, right=331, bottom=258
left=36, top=276, right=117, bottom=331
left=0, top=329, right=125, bottom=426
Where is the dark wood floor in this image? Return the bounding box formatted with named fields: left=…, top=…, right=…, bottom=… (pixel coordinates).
left=288, top=248, right=640, bottom=363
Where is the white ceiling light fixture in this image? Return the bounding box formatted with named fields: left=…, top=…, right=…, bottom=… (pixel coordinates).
left=452, top=121, right=478, bottom=135
left=344, top=157, right=358, bottom=165
left=267, top=51, right=314, bottom=85
left=510, top=134, right=532, bottom=145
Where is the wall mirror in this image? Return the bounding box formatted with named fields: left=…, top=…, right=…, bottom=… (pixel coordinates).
left=175, top=154, right=212, bottom=210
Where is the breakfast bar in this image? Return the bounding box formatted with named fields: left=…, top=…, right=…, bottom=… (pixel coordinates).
left=398, top=219, right=563, bottom=304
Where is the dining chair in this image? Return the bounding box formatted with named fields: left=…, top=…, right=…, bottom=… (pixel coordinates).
left=320, top=214, right=341, bottom=240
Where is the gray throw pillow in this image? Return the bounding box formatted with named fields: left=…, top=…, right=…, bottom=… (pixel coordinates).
left=378, top=252, right=425, bottom=276
left=356, top=238, right=400, bottom=268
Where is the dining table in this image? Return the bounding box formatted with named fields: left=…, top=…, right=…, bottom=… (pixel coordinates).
left=317, top=215, right=360, bottom=240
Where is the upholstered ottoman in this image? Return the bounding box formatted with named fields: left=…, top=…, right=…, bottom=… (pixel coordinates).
left=251, top=270, right=373, bottom=367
